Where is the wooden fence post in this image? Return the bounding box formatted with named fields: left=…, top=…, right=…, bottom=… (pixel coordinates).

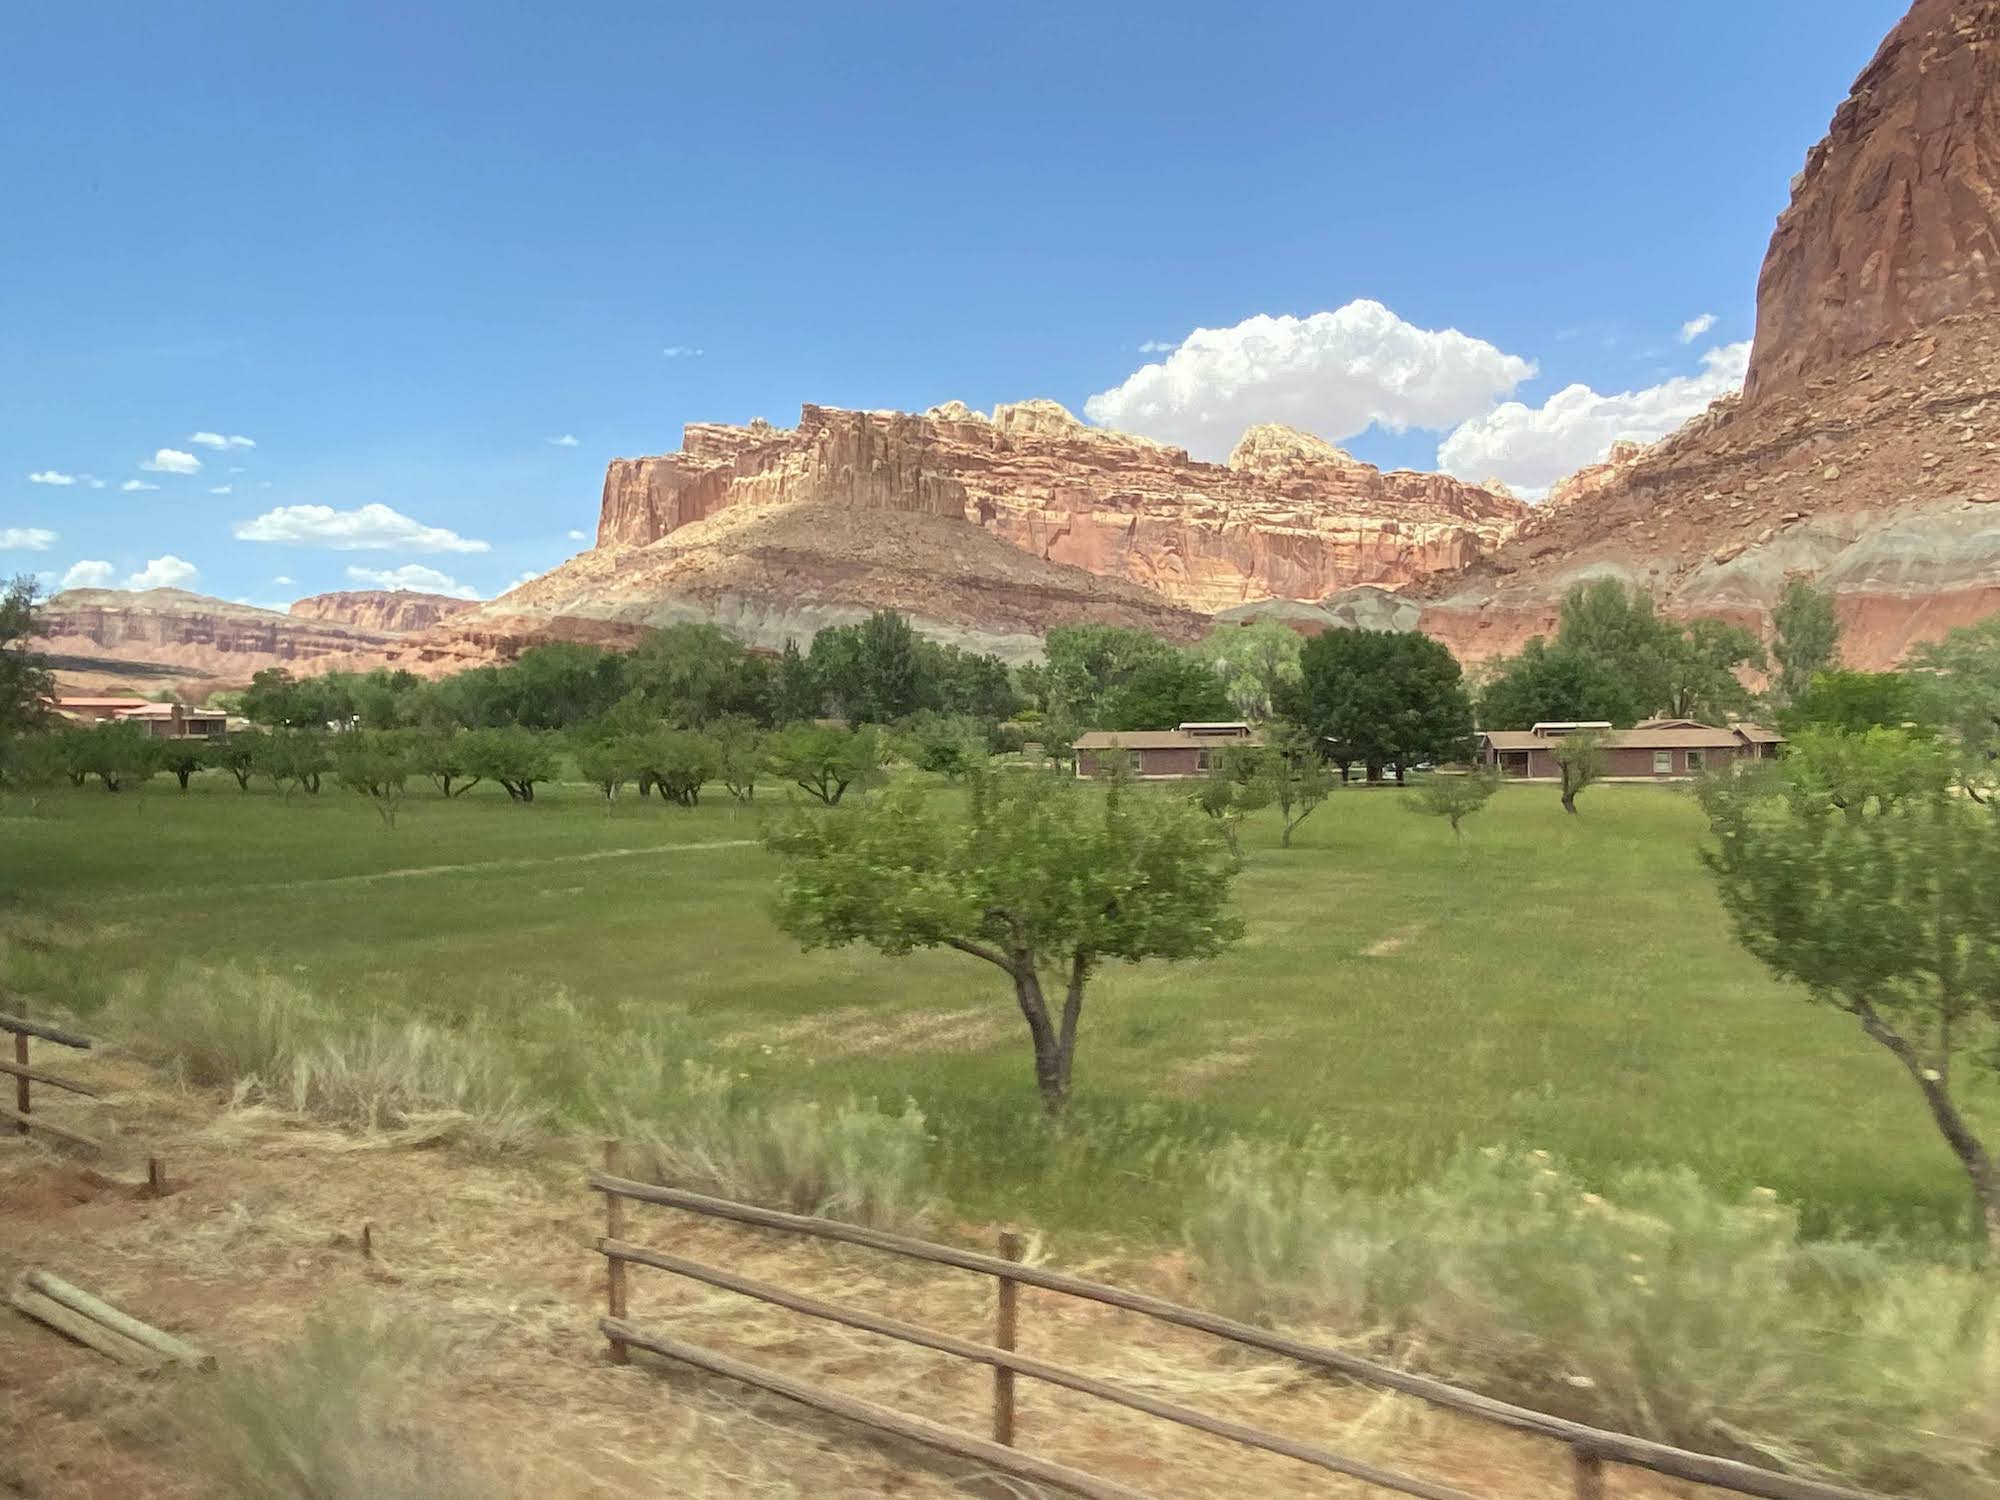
left=994, top=1229, right=1022, bottom=1445
left=605, top=1139, right=629, bottom=1364
left=1572, top=1444, right=1605, bottom=1500
left=14, top=1001, right=29, bottom=1134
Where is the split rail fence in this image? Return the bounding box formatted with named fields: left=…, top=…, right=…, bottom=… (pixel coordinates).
left=1, top=1001, right=101, bottom=1153
left=590, top=1145, right=1892, bottom=1500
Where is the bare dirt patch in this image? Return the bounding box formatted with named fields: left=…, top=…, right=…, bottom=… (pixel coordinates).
left=1362, top=924, right=1428, bottom=958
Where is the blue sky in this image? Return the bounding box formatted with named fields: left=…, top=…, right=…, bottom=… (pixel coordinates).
left=2, top=1, right=1906, bottom=607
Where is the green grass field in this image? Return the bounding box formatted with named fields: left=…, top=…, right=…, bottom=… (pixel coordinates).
left=4, top=772, right=1994, bottom=1242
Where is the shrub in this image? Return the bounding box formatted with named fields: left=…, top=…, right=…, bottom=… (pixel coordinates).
left=621, top=1063, right=936, bottom=1232
left=1187, top=1143, right=2000, bottom=1495
left=179, top=1313, right=490, bottom=1499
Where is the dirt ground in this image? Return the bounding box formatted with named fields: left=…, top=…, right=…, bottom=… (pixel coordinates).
left=0, top=1056, right=1718, bottom=1499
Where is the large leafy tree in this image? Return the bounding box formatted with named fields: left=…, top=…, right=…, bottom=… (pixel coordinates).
left=1660, top=616, right=1765, bottom=723
left=1039, top=625, right=1179, bottom=725
left=1908, top=615, right=2000, bottom=781
left=1282, top=628, right=1474, bottom=781
left=1783, top=670, right=1927, bottom=737
left=1099, top=656, right=1233, bottom=731
left=1193, top=619, right=1304, bottom=720
left=1700, top=730, right=2000, bottom=1251
left=1769, top=576, right=1843, bottom=710
left=1477, top=637, right=1641, bottom=730
left=1547, top=579, right=1762, bottom=724
left=0, top=576, right=54, bottom=745
left=766, top=767, right=1243, bottom=1115
left=810, top=610, right=932, bottom=724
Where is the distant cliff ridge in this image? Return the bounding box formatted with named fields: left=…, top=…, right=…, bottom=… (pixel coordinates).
left=290, top=589, right=480, bottom=634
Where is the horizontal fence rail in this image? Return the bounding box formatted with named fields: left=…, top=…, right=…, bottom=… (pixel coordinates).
left=1, top=1004, right=102, bottom=1153
left=590, top=1166, right=1893, bottom=1500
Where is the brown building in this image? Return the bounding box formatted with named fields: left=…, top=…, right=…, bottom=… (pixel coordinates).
left=1074, top=722, right=1259, bottom=780
left=52, top=697, right=227, bottom=740
left=1476, top=719, right=1783, bottom=780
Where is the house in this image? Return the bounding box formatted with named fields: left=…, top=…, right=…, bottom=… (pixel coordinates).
left=51, top=696, right=228, bottom=740
left=1476, top=718, right=1783, bottom=780
left=1073, top=722, right=1259, bottom=780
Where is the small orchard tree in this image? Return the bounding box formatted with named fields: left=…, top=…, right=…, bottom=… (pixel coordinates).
left=411, top=728, right=481, bottom=798
left=1253, top=719, right=1336, bottom=848
left=636, top=729, right=721, bottom=807
left=1553, top=728, right=1607, bottom=814
left=161, top=741, right=210, bottom=790
left=69, top=722, right=158, bottom=792
left=209, top=731, right=262, bottom=791
left=463, top=726, right=556, bottom=802
left=714, top=717, right=762, bottom=802
left=333, top=730, right=414, bottom=829
left=1190, top=747, right=1271, bottom=856
left=573, top=733, right=643, bottom=805
left=1700, top=731, right=2000, bottom=1251
left=766, top=767, right=1244, bottom=1116
left=1409, top=772, right=1496, bottom=843
left=765, top=725, right=887, bottom=805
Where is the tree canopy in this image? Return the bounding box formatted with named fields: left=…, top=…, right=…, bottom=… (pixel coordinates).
left=1281, top=628, right=1474, bottom=779
left=766, top=767, right=1243, bottom=1115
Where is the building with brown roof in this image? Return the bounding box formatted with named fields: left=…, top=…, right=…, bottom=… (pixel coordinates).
left=51, top=696, right=227, bottom=740
left=1074, top=721, right=1259, bottom=780
left=1476, top=718, right=1782, bottom=781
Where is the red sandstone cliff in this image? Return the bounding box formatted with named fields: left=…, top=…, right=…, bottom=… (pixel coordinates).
left=289, top=589, right=479, bottom=634
left=1416, top=0, right=2000, bottom=670
left=596, top=400, right=1529, bottom=615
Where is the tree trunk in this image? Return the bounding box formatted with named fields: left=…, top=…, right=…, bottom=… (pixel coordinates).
left=1856, top=1005, right=2000, bottom=1255
left=1560, top=787, right=1578, bottom=814
left=1009, top=967, right=1068, bottom=1117
left=176, top=768, right=192, bottom=789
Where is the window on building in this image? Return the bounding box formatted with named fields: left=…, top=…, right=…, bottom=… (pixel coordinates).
left=1196, top=748, right=1212, bottom=771
left=1685, top=749, right=1704, bottom=772
left=1126, top=750, right=1143, bottom=772
left=1653, top=750, right=1673, bottom=774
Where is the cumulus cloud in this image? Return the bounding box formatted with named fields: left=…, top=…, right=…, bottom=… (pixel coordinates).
left=546, top=433, right=580, bottom=447
left=121, top=479, right=160, bottom=492
left=1678, top=313, right=1717, bottom=344
left=189, top=431, right=255, bottom=450
left=1436, top=341, right=1751, bottom=497
left=83, top=475, right=105, bottom=489
left=1083, top=300, right=1536, bottom=459
left=343, top=563, right=481, bottom=600
left=126, top=554, right=199, bottom=590
left=233, top=502, right=490, bottom=553
left=661, top=345, right=704, bottom=358
left=28, top=470, right=75, bottom=486
left=1136, top=339, right=1176, bottom=353
left=61, top=560, right=116, bottom=589
left=0, top=528, right=57, bottom=551
left=566, top=528, right=589, bottom=541
left=141, top=448, right=202, bottom=474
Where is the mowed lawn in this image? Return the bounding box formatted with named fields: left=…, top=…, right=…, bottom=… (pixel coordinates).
left=4, top=773, right=1993, bottom=1240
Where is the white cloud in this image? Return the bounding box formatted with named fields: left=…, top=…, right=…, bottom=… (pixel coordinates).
left=1437, top=341, right=1751, bottom=497
left=228, top=465, right=246, bottom=474
left=273, top=575, right=294, bottom=585
left=566, top=528, right=589, bottom=541
left=121, top=479, right=160, bottom=492
left=83, top=475, right=105, bottom=489
left=188, top=431, right=255, bottom=450
left=546, top=433, right=580, bottom=447
left=233, top=502, right=490, bottom=553
left=661, top=345, right=704, bottom=358
left=141, top=447, right=202, bottom=474
left=1137, top=339, right=1176, bottom=353
left=28, top=470, right=75, bottom=486
left=209, top=484, right=233, bottom=495
left=1083, top=300, right=1536, bottom=460
left=125, top=554, right=199, bottom=590
left=343, top=563, right=481, bottom=600
left=1678, top=313, right=1717, bottom=344
left=61, top=560, right=116, bottom=589
left=0, top=528, right=57, bottom=551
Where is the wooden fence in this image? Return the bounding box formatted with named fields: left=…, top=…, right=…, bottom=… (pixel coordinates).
left=590, top=1146, right=1892, bottom=1500
left=0, top=1004, right=101, bottom=1153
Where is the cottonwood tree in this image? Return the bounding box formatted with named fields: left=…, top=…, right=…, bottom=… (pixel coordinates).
left=1476, top=636, right=1641, bottom=730
left=766, top=767, right=1243, bottom=1116
left=1410, top=772, right=1496, bottom=843
left=1193, top=618, right=1304, bottom=720
left=1700, top=731, right=2000, bottom=1252
left=1769, top=576, right=1843, bottom=710
left=1553, top=728, right=1607, bottom=814
left=1281, top=628, right=1475, bottom=782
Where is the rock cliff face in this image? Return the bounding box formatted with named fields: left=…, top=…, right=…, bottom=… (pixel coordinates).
left=289, top=589, right=479, bottom=634
left=596, top=400, right=1529, bottom=615
left=1417, top=0, right=2000, bottom=670
left=1746, top=0, right=2000, bottom=401
left=36, top=588, right=413, bottom=692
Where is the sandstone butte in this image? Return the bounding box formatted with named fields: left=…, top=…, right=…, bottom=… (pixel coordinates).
left=1413, top=0, right=2000, bottom=670
left=288, top=589, right=480, bottom=635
